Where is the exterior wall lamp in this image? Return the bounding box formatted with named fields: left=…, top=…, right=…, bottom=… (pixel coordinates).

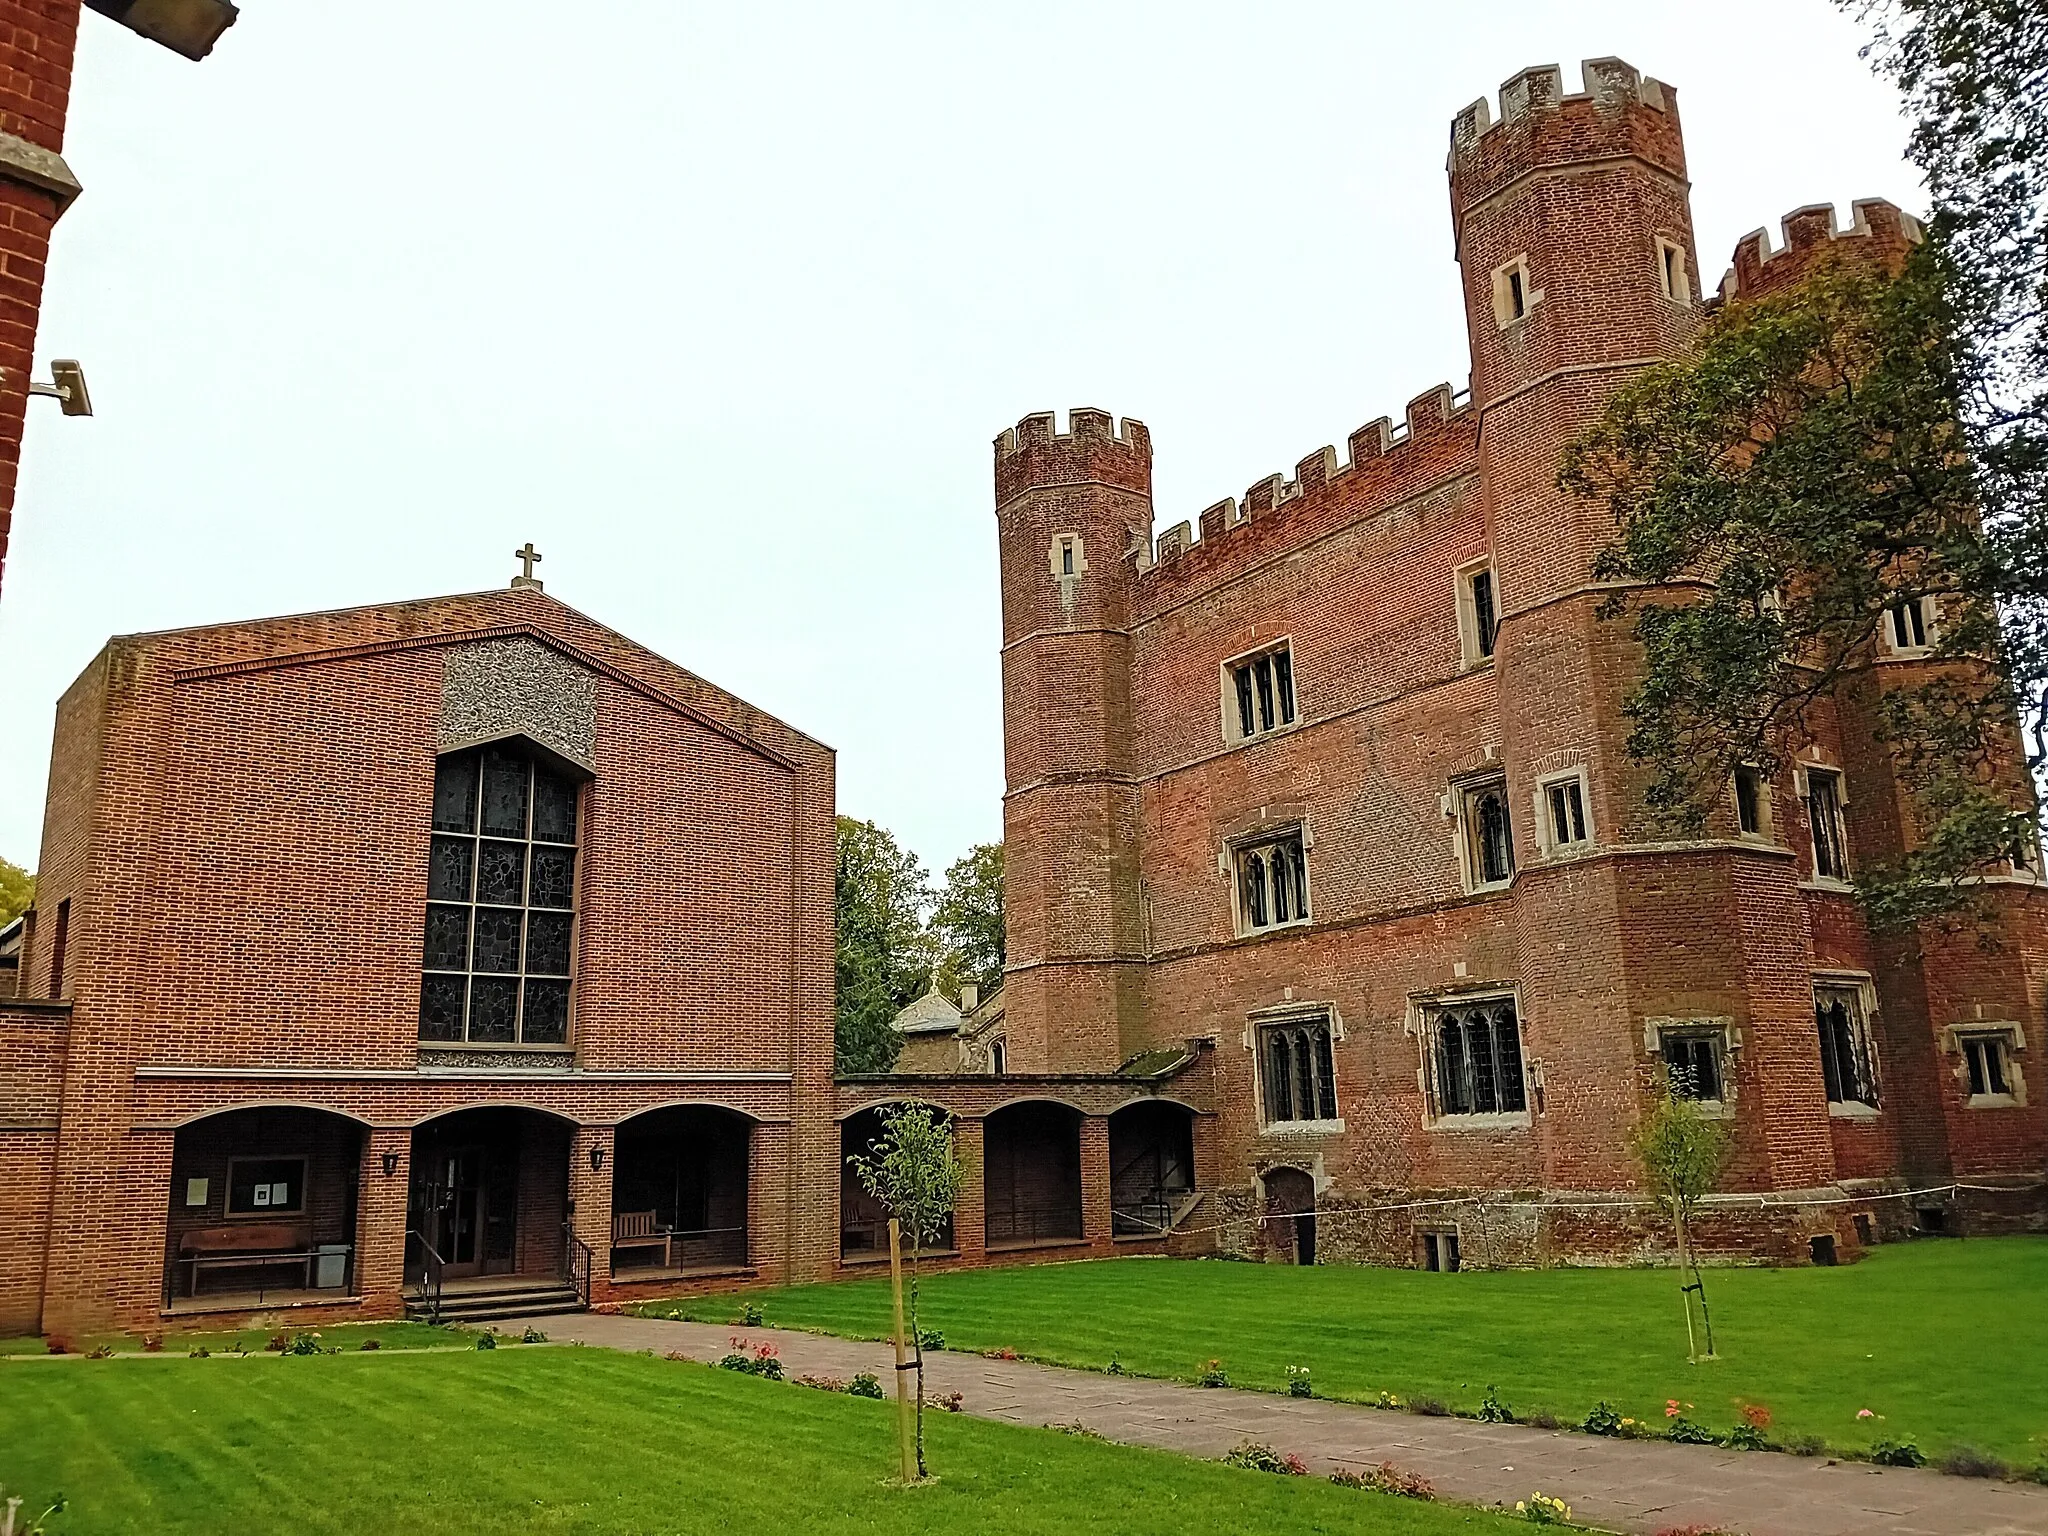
left=381, top=1152, right=401, bottom=1177
left=589, top=1144, right=606, bottom=1172
left=84, top=0, right=239, bottom=61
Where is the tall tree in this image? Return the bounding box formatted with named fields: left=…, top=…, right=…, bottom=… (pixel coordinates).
left=931, top=841, right=1003, bottom=996
left=1562, top=3, right=2048, bottom=928
left=0, top=858, right=31, bottom=926
left=834, top=816, right=932, bottom=1074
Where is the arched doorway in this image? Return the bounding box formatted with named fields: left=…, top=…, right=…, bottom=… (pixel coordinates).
left=1109, top=1101, right=1195, bottom=1236
left=408, top=1107, right=572, bottom=1283
left=163, top=1105, right=365, bottom=1311
left=840, top=1104, right=954, bottom=1259
left=610, top=1106, right=751, bottom=1276
left=983, top=1101, right=1083, bottom=1248
left=1262, top=1166, right=1316, bottom=1265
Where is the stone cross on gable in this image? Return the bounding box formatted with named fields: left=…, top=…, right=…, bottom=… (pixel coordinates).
left=511, top=542, right=543, bottom=591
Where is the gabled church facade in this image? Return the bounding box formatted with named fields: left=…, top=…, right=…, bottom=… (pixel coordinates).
left=2, top=584, right=842, bottom=1335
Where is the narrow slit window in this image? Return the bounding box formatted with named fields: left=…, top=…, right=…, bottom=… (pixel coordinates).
left=1508, top=267, right=1526, bottom=319
left=1471, top=570, right=1497, bottom=658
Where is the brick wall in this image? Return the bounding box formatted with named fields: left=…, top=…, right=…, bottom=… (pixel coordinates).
left=15, top=586, right=840, bottom=1333
left=0, top=0, right=82, bottom=600
left=985, top=56, right=2047, bottom=1267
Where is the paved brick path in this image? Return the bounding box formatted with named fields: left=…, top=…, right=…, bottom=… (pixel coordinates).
left=537, top=1311, right=2048, bottom=1536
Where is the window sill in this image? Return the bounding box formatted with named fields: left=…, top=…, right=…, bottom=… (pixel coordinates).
left=1226, top=720, right=1303, bottom=750
left=1464, top=879, right=1513, bottom=897
left=1237, top=917, right=1313, bottom=941
left=1459, top=657, right=1497, bottom=675
left=1800, top=878, right=1855, bottom=895
left=1673, top=1097, right=1735, bottom=1121
left=1965, top=1093, right=2023, bottom=1110
left=1428, top=1112, right=1532, bottom=1132
left=985, top=1236, right=1089, bottom=1255
left=838, top=1249, right=960, bottom=1268
left=1827, top=1100, right=1883, bottom=1120
left=1260, top=1118, right=1345, bottom=1137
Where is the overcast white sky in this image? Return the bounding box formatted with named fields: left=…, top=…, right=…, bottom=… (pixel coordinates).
left=0, top=1, right=1917, bottom=884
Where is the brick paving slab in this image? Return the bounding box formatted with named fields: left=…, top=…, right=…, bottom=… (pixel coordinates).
left=536, top=1312, right=2048, bottom=1536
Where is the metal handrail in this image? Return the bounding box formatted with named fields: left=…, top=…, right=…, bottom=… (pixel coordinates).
left=405, top=1229, right=446, bottom=1326
left=561, top=1223, right=594, bottom=1309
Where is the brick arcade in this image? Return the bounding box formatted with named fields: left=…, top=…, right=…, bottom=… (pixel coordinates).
left=5, top=55, right=2046, bottom=1339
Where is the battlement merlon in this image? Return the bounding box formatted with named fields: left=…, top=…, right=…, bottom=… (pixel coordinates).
left=1721, top=198, right=1925, bottom=301
left=1448, top=58, right=1685, bottom=222
left=994, top=407, right=1154, bottom=508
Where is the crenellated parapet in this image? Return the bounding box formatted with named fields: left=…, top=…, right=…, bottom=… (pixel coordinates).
left=994, top=407, right=1152, bottom=508
left=1140, top=382, right=1477, bottom=595
left=1448, top=58, right=1684, bottom=228
left=1719, top=198, right=1924, bottom=302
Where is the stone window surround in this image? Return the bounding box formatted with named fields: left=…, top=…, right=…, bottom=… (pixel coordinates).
left=1731, top=762, right=1776, bottom=843
left=1407, top=986, right=1533, bottom=1132
left=1048, top=532, right=1087, bottom=581
left=1945, top=1021, right=2028, bottom=1108
left=1454, top=556, right=1499, bottom=671
left=1877, top=594, right=1940, bottom=659
left=1813, top=970, right=1883, bottom=1120
left=1243, top=1000, right=1346, bottom=1137
left=1532, top=764, right=1594, bottom=858
left=1219, top=635, right=1300, bottom=746
left=1490, top=253, right=1541, bottom=330
left=1219, top=818, right=1314, bottom=939
left=1445, top=766, right=1516, bottom=895
left=1655, top=235, right=1692, bottom=306
left=1642, top=1015, right=1741, bottom=1117
left=1793, top=757, right=1853, bottom=889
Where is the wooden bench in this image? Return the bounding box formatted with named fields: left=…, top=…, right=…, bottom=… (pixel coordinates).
left=178, top=1223, right=313, bottom=1296
left=610, top=1210, right=670, bottom=1268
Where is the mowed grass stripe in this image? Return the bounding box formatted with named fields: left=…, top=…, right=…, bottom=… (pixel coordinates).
left=647, top=1238, right=2048, bottom=1464
left=1, top=1350, right=1508, bottom=1535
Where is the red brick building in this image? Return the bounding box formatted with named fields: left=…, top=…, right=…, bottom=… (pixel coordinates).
left=988, top=58, right=2048, bottom=1269
left=3, top=583, right=842, bottom=1335
left=0, top=0, right=234, bottom=603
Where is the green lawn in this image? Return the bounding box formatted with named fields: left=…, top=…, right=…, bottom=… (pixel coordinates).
left=643, top=1237, right=2048, bottom=1468
left=0, top=1350, right=1511, bottom=1535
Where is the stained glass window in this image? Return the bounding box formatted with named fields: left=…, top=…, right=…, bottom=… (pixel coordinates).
left=420, top=743, right=580, bottom=1045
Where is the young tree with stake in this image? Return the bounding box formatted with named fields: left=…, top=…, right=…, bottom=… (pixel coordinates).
left=849, top=1104, right=964, bottom=1482
left=1634, top=1090, right=1732, bottom=1362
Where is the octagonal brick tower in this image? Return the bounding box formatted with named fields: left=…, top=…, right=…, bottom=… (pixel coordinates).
left=993, top=409, right=1153, bottom=1074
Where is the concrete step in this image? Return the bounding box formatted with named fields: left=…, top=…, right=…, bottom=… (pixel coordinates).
left=406, top=1284, right=581, bottom=1324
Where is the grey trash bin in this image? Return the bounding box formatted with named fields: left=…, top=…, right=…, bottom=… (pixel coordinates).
left=313, top=1243, right=349, bottom=1289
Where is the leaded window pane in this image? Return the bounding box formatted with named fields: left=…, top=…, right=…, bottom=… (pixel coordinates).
left=523, top=979, right=570, bottom=1043
left=421, top=742, right=580, bottom=1046
left=469, top=977, right=519, bottom=1042
left=476, top=840, right=526, bottom=905
left=530, top=846, right=576, bottom=910
left=419, top=974, right=466, bottom=1039
left=533, top=768, right=578, bottom=843
left=1266, top=1032, right=1294, bottom=1122
left=432, top=753, right=479, bottom=833
left=481, top=748, right=531, bottom=837
left=1315, top=1029, right=1338, bottom=1119
left=424, top=905, right=470, bottom=970
left=1235, top=667, right=1256, bottom=738
left=1274, top=649, right=1295, bottom=724
left=1493, top=1006, right=1527, bottom=1112
left=526, top=910, right=573, bottom=975
left=428, top=836, right=474, bottom=902
left=472, top=908, right=523, bottom=973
